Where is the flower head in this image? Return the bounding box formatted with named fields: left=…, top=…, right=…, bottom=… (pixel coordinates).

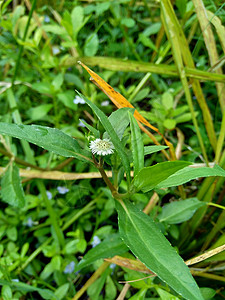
left=78, top=119, right=86, bottom=127
left=91, top=236, right=101, bottom=247
left=89, top=138, right=114, bottom=156
left=101, top=100, right=109, bottom=106
left=46, top=191, right=52, bottom=200
left=24, top=217, right=38, bottom=227
left=73, top=96, right=85, bottom=105
left=64, top=261, right=75, bottom=274
left=57, top=186, right=69, bottom=194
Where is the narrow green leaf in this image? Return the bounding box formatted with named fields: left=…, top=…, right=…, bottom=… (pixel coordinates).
left=0, top=279, right=57, bottom=299
left=76, top=92, right=131, bottom=183
left=0, top=122, right=92, bottom=163
left=75, top=234, right=128, bottom=272
left=133, top=161, right=191, bottom=192
left=80, top=119, right=100, bottom=138
left=1, top=163, right=25, bottom=208
left=144, top=145, right=168, bottom=155
left=129, top=113, right=144, bottom=177
left=116, top=200, right=203, bottom=300
left=158, top=198, right=206, bottom=224
left=157, top=164, right=225, bottom=188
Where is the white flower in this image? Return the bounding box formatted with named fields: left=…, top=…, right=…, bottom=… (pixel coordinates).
left=57, top=186, right=69, bottom=194
left=101, top=100, right=109, bottom=106
left=73, top=95, right=85, bottom=104
left=89, top=138, right=114, bottom=156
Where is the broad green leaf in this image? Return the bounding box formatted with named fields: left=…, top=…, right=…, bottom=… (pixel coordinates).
left=1, top=163, right=25, bottom=208
left=54, top=283, right=69, bottom=300
left=75, top=234, right=128, bottom=272
left=76, top=92, right=131, bottom=183
left=106, top=107, right=135, bottom=140
left=42, top=24, right=67, bottom=35
left=116, top=200, right=203, bottom=300
left=163, top=119, right=176, bottom=130
left=157, top=164, right=225, bottom=188
left=158, top=198, right=206, bottom=224
left=121, top=18, right=135, bottom=28
left=133, top=161, right=191, bottom=192
left=32, top=82, right=52, bottom=94
left=52, top=73, right=64, bottom=91
left=71, top=6, right=84, bottom=35
left=84, top=33, right=99, bottom=57
left=129, top=113, right=144, bottom=177
left=144, top=145, right=168, bottom=155
left=162, top=91, right=174, bottom=110
left=200, top=287, right=216, bottom=300
left=27, top=104, right=53, bottom=121
left=57, top=91, right=77, bottom=110
left=0, top=122, right=92, bottom=163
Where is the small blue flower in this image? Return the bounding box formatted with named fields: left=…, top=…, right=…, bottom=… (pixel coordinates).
left=73, top=96, right=85, bottom=104
left=91, top=236, right=101, bottom=248
left=12, top=279, right=19, bottom=282
left=44, top=16, right=50, bottom=23
left=52, top=47, right=60, bottom=55
left=78, top=119, right=86, bottom=127
left=46, top=191, right=52, bottom=200
left=57, top=186, right=69, bottom=194
left=101, top=100, right=109, bottom=106
left=64, top=261, right=75, bottom=274
left=25, top=217, right=37, bottom=227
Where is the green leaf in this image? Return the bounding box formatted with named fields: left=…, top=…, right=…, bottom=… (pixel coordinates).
left=54, top=283, right=69, bottom=300
left=75, top=234, right=128, bottom=272
left=157, top=164, right=225, bottom=188
left=32, top=82, right=52, bottom=94
left=0, top=122, right=92, bottom=163
left=121, top=18, right=135, bottom=28
left=42, top=24, right=67, bottom=35
left=129, top=113, right=144, bottom=177
left=27, top=104, right=53, bottom=121
left=71, top=6, right=84, bottom=35
left=106, top=107, right=134, bottom=140
left=116, top=200, right=203, bottom=300
left=80, top=119, right=100, bottom=137
left=133, top=161, right=191, bottom=192
left=57, top=91, right=77, bottom=110
left=52, top=74, right=64, bottom=91
left=158, top=198, right=206, bottom=224
left=139, top=33, right=157, bottom=51
left=0, top=279, right=57, bottom=299
left=144, top=145, right=169, bottom=155
left=163, top=119, right=176, bottom=129
left=1, top=163, right=25, bottom=208
left=162, top=91, right=174, bottom=110
left=84, top=33, right=99, bottom=57
left=76, top=92, right=131, bottom=183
